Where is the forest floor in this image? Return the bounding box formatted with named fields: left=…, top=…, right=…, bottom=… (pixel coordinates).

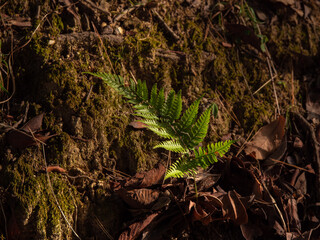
left=0, top=0, right=320, bottom=239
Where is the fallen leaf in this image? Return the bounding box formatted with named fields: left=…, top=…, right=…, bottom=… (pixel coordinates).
left=221, top=190, right=248, bottom=225
left=46, top=165, right=67, bottom=173
left=129, top=121, right=148, bottom=129
left=20, top=113, right=44, bottom=132
left=117, top=188, right=161, bottom=209
left=269, top=0, right=294, bottom=6
left=6, top=130, right=57, bottom=149
left=223, top=157, right=261, bottom=197
left=6, top=113, right=56, bottom=149
left=244, top=116, right=286, bottom=160
left=119, top=213, right=158, bottom=240
left=306, top=79, right=320, bottom=118
left=240, top=220, right=263, bottom=240
left=285, top=198, right=301, bottom=230
left=124, top=164, right=166, bottom=188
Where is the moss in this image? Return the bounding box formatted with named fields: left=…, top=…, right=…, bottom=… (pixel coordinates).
left=0, top=149, right=77, bottom=239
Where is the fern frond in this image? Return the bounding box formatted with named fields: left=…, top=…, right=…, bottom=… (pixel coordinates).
left=175, top=98, right=201, bottom=133
left=167, top=90, right=182, bottom=121
left=88, top=72, right=233, bottom=181
left=164, top=157, right=198, bottom=179
left=146, top=126, right=174, bottom=139
left=162, top=90, right=176, bottom=118
left=87, top=73, right=139, bottom=101
left=156, top=88, right=165, bottom=115
left=165, top=140, right=235, bottom=179
left=150, top=83, right=158, bottom=106
left=194, top=140, right=235, bottom=168
left=154, top=140, right=187, bottom=153
left=183, top=105, right=212, bottom=149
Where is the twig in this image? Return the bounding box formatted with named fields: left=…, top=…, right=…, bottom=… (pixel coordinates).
left=114, top=6, right=137, bottom=22
left=259, top=178, right=288, bottom=233
left=92, top=23, right=116, bottom=74
left=152, top=10, right=180, bottom=41
left=236, top=126, right=256, bottom=157
left=80, top=0, right=111, bottom=17
left=253, top=74, right=277, bottom=95
left=0, top=123, right=47, bottom=146
left=0, top=198, right=8, bottom=240
left=269, top=158, right=316, bottom=174
left=245, top=6, right=280, bottom=115
left=236, top=50, right=254, bottom=99
left=93, top=215, right=113, bottom=240
left=266, top=57, right=280, bottom=115
left=41, top=145, right=81, bottom=240
left=291, top=61, right=295, bottom=106
left=291, top=112, right=320, bottom=200
left=216, top=90, right=241, bottom=126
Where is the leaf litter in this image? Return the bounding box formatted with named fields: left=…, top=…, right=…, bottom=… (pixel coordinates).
left=6, top=113, right=57, bottom=149
left=110, top=113, right=320, bottom=239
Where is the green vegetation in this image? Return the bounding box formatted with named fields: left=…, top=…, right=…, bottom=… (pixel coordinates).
left=87, top=73, right=234, bottom=179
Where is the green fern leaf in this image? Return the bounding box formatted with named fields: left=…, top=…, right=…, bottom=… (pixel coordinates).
left=194, top=140, right=235, bottom=167
left=163, top=90, right=176, bottom=119
left=154, top=140, right=187, bottom=153
left=156, top=88, right=165, bottom=114
left=146, top=126, right=173, bottom=139
left=150, top=83, right=158, bottom=106
left=168, top=90, right=182, bottom=121
left=164, top=157, right=198, bottom=179
left=183, top=105, right=212, bottom=149
left=176, top=98, right=201, bottom=133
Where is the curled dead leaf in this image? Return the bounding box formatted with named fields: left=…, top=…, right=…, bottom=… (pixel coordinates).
left=244, top=116, right=286, bottom=160
left=221, top=190, right=248, bottom=225
left=46, top=165, right=67, bottom=174
left=117, top=188, right=161, bottom=209
left=118, top=213, right=158, bottom=240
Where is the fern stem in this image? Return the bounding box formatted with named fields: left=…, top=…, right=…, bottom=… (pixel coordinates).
left=193, top=173, right=198, bottom=202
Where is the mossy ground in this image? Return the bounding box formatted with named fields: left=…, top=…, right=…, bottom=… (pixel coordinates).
left=1, top=0, right=320, bottom=239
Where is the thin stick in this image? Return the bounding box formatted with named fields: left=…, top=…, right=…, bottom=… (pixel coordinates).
left=0, top=199, right=8, bottom=240
left=235, top=125, right=256, bottom=157
left=92, top=23, right=116, bottom=74
left=245, top=7, right=280, bottom=115
left=291, top=61, right=295, bottom=106
left=269, top=158, right=316, bottom=174
left=216, top=90, right=241, bottom=126
left=41, top=145, right=81, bottom=240
left=259, top=178, right=287, bottom=233
left=266, top=58, right=280, bottom=115
left=236, top=50, right=254, bottom=99
left=152, top=10, right=180, bottom=41
left=253, top=75, right=277, bottom=95
left=93, top=215, right=113, bottom=240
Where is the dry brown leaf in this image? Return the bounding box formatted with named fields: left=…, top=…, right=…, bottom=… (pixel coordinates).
left=20, top=113, right=44, bottom=132
left=117, top=188, right=161, bottom=209
left=240, top=221, right=263, bottom=240
left=244, top=116, right=286, bottom=160
left=129, top=121, right=148, bottom=129
left=221, top=190, right=248, bottom=225
left=6, top=113, right=57, bottom=149
left=286, top=198, right=301, bottom=230
left=124, top=164, right=166, bottom=188
left=269, top=0, right=294, bottom=6
left=306, top=79, right=320, bottom=118
left=118, top=213, right=158, bottom=240
left=6, top=130, right=56, bottom=149
left=46, top=165, right=67, bottom=174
